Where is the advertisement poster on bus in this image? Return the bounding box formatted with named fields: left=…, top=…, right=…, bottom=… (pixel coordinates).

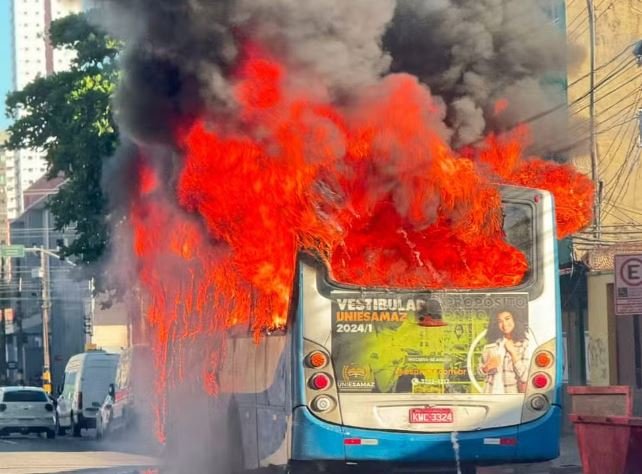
left=331, top=293, right=533, bottom=395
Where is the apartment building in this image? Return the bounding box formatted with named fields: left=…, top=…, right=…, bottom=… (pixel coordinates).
left=8, top=0, right=83, bottom=219
left=0, top=133, right=9, bottom=245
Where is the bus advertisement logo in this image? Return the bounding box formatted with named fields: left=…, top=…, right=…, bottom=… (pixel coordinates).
left=339, top=364, right=375, bottom=391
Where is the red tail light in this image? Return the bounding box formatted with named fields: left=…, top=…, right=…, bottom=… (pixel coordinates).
left=77, top=392, right=83, bottom=410
left=531, top=373, right=550, bottom=390
left=309, top=373, right=332, bottom=391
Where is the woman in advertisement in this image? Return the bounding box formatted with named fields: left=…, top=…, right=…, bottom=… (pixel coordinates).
left=479, top=309, right=533, bottom=394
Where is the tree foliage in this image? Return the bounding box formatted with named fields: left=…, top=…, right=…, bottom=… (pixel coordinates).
left=4, top=13, right=120, bottom=270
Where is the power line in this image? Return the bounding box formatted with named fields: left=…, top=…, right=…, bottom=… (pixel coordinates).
left=530, top=74, right=642, bottom=155
left=515, top=57, right=638, bottom=129
left=527, top=87, right=640, bottom=157
left=598, top=89, right=642, bottom=169
left=609, top=202, right=642, bottom=217
left=606, top=146, right=642, bottom=215
left=602, top=206, right=640, bottom=225
left=577, top=229, right=642, bottom=235
left=599, top=132, right=641, bottom=220
left=566, top=2, right=591, bottom=33
left=531, top=110, right=640, bottom=156
left=568, top=0, right=613, bottom=41
left=568, top=66, right=641, bottom=117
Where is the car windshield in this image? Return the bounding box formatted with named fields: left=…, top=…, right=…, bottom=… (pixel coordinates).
left=3, top=390, right=48, bottom=402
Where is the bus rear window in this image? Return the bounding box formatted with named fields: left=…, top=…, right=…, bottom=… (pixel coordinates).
left=502, top=201, right=535, bottom=286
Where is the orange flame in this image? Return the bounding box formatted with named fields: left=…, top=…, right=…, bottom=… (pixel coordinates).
left=494, top=98, right=510, bottom=116
left=129, top=46, right=593, bottom=439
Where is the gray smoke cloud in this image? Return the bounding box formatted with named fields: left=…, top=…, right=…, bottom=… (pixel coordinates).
left=384, top=0, right=585, bottom=151
left=89, top=1, right=238, bottom=143
left=93, top=0, right=582, bottom=153
left=92, top=0, right=396, bottom=144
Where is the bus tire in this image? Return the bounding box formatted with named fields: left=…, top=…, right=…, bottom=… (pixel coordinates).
left=460, top=465, right=477, bottom=474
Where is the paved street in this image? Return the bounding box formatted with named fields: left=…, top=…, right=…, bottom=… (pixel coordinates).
left=479, top=434, right=582, bottom=474
left=0, top=430, right=158, bottom=474
left=0, top=429, right=581, bottom=474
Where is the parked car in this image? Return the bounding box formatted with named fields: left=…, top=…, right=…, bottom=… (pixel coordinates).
left=0, top=386, right=57, bottom=438
left=56, top=350, right=119, bottom=437
left=47, top=394, right=59, bottom=432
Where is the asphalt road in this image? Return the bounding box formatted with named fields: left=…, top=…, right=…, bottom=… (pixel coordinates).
left=0, top=428, right=581, bottom=474
left=0, top=429, right=158, bottom=474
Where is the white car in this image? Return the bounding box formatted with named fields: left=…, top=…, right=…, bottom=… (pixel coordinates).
left=0, top=386, right=57, bottom=438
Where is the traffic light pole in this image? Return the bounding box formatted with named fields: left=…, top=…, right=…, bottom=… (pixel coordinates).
left=40, top=248, right=52, bottom=394
left=0, top=257, right=7, bottom=385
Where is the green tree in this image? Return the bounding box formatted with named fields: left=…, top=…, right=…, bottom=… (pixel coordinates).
left=4, top=13, right=120, bottom=273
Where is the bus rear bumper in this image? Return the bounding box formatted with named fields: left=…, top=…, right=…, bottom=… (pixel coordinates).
left=291, top=404, right=561, bottom=466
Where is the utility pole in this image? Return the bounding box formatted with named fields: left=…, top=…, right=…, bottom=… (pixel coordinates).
left=15, top=260, right=24, bottom=378
left=587, top=0, right=601, bottom=240
left=40, top=247, right=52, bottom=394
left=638, top=108, right=642, bottom=147
left=84, top=278, right=95, bottom=345
left=0, top=257, right=6, bottom=384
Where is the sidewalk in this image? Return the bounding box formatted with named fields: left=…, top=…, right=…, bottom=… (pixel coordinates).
left=478, top=432, right=582, bottom=474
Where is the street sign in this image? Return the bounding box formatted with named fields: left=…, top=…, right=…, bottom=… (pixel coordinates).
left=614, top=254, right=642, bottom=315
left=0, top=244, right=25, bottom=258
left=7, top=361, right=17, bottom=370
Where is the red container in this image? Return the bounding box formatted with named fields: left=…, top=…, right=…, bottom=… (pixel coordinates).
left=570, top=414, right=642, bottom=474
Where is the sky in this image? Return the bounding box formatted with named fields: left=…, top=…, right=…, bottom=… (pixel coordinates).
left=0, top=0, right=13, bottom=131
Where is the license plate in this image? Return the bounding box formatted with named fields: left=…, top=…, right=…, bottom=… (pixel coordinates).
left=409, top=407, right=454, bottom=423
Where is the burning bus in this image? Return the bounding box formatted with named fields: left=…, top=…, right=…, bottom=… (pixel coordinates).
left=126, top=56, right=593, bottom=473
left=216, top=184, right=561, bottom=473
left=95, top=1, right=596, bottom=472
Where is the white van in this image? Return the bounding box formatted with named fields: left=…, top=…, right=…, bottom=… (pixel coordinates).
left=56, top=350, right=119, bottom=436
